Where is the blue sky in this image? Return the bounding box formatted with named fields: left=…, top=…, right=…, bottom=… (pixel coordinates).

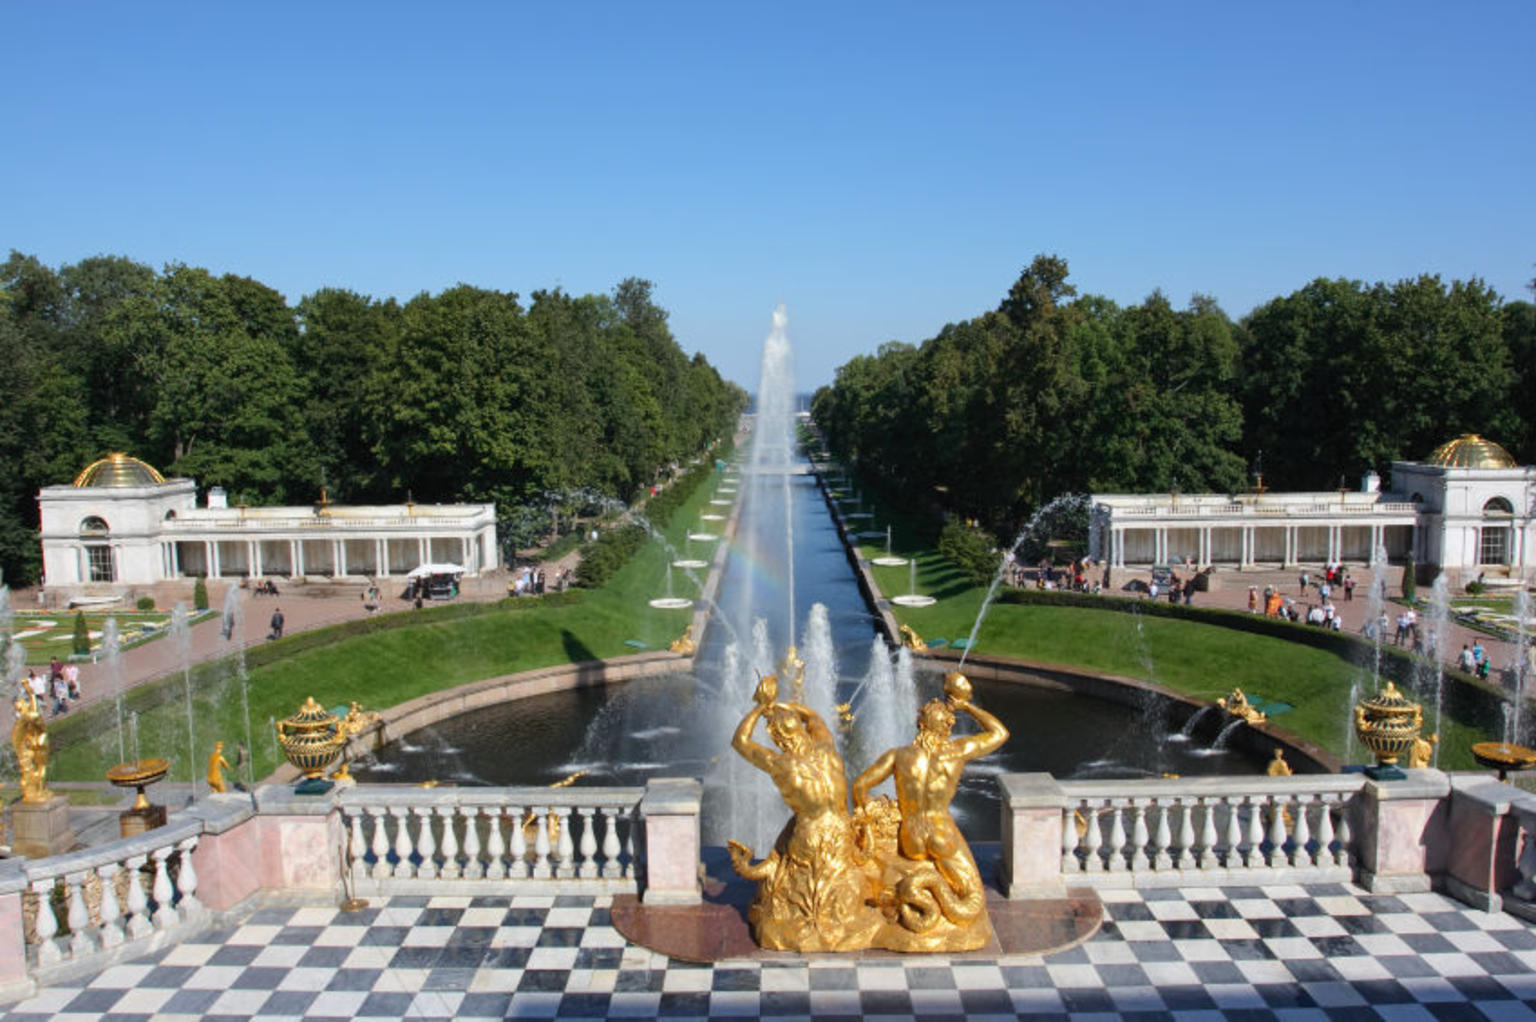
left=4, top=2, right=1532, bottom=392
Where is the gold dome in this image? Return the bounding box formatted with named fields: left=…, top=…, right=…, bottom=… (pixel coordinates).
left=1424, top=434, right=1518, bottom=470
left=73, top=453, right=166, bottom=488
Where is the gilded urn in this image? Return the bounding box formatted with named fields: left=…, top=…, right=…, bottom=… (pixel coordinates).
left=1354, top=681, right=1422, bottom=767
left=275, top=697, right=345, bottom=780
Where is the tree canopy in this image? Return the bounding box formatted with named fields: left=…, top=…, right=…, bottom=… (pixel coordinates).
left=813, top=255, right=1532, bottom=536
left=0, top=255, right=746, bottom=585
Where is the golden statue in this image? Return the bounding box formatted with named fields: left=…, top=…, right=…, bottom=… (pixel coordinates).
left=898, top=624, right=927, bottom=652
left=207, top=741, right=232, bottom=793
left=780, top=646, right=806, bottom=702
left=10, top=693, right=52, bottom=804
left=669, top=625, right=695, bottom=655
left=728, top=665, right=1009, bottom=954
left=1266, top=747, right=1293, bottom=777
left=851, top=671, right=1009, bottom=952
left=1217, top=687, right=1266, bottom=724
left=1407, top=731, right=1439, bottom=769
left=726, top=672, right=881, bottom=951
left=332, top=702, right=382, bottom=782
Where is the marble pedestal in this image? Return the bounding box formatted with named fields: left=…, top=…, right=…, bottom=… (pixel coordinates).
left=10, top=794, right=77, bottom=858
left=119, top=804, right=168, bottom=838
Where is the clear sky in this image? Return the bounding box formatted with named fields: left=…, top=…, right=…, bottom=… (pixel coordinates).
left=4, top=2, right=1532, bottom=393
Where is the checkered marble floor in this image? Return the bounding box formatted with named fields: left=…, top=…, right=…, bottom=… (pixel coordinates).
left=5, top=883, right=1536, bottom=1021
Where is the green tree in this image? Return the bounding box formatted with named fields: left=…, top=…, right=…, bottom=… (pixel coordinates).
left=72, top=611, right=90, bottom=655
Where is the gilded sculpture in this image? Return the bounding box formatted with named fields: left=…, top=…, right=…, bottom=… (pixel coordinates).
left=898, top=624, right=927, bottom=652
left=207, top=741, right=232, bottom=793
left=10, top=693, right=52, bottom=804
left=1217, top=687, right=1266, bottom=724
left=729, top=665, right=1009, bottom=953
left=669, top=625, right=696, bottom=655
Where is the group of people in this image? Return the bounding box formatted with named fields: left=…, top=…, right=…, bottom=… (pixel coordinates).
left=1005, top=554, right=1103, bottom=594
left=1457, top=641, right=1494, bottom=681
left=1248, top=583, right=1344, bottom=629
left=1300, top=563, right=1356, bottom=603
left=21, top=657, right=81, bottom=717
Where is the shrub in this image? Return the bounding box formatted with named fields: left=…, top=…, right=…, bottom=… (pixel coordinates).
left=575, top=525, right=648, bottom=588
left=1465, top=579, right=1486, bottom=596
left=193, top=577, right=209, bottom=611
left=72, top=611, right=90, bottom=655
left=136, top=596, right=156, bottom=611
left=938, top=519, right=999, bottom=586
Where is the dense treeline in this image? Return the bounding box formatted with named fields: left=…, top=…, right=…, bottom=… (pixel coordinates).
left=812, top=255, right=1536, bottom=536
left=0, top=252, right=747, bottom=585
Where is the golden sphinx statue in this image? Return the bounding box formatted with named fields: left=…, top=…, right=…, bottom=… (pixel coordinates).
left=11, top=693, right=52, bottom=804
left=729, top=667, right=1009, bottom=953
left=898, top=624, right=927, bottom=652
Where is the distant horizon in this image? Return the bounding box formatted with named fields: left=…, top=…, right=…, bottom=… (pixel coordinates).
left=4, top=1, right=1531, bottom=393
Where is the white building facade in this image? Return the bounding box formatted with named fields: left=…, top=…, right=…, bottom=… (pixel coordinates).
left=39, top=454, right=500, bottom=588
left=1089, top=435, right=1536, bottom=585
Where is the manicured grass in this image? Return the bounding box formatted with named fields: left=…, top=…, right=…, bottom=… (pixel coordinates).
left=48, top=463, right=730, bottom=787
left=839, top=472, right=1499, bottom=771
left=11, top=610, right=208, bottom=664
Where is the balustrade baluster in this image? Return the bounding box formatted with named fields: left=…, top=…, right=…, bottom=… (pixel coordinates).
left=1316, top=794, right=1337, bottom=865
left=1244, top=796, right=1265, bottom=867
left=368, top=806, right=390, bottom=880
left=66, top=872, right=95, bottom=957
left=461, top=807, right=483, bottom=879
left=1062, top=807, right=1080, bottom=873
left=1153, top=800, right=1173, bottom=870
left=1129, top=801, right=1149, bottom=871
left=602, top=808, right=623, bottom=878
left=437, top=807, right=460, bottom=879
left=555, top=807, right=576, bottom=877
left=532, top=807, right=552, bottom=879
left=577, top=808, right=598, bottom=878
left=509, top=806, right=528, bottom=878
left=346, top=811, right=366, bottom=886
left=177, top=837, right=202, bottom=915
left=1175, top=798, right=1196, bottom=869
left=621, top=809, right=637, bottom=876
left=31, top=878, right=62, bottom=966
left=490, top=809, right=511, bottom=879
left=123, top=856, right=152, bottom=939
left=96, top=862, right=124, bottom=949
left=150, top=849, right=177, bottom=929
left=1291, top=796, right=1313, bottom=867
left=415, top=807, right=438, bottom=879
left=1334, top=799, right=1353, bottom=867
left=1084, top=802, right=1105, bottom=871
left=1266, top=796, right=1288, bottom=867
left=391, top=806, right=414, bottom=878
left=1197, top=798, right=1218, bottom=869
left=1224, top=796, right=1243, bottom=868
left=1105, top=800, right=1128, bottom=871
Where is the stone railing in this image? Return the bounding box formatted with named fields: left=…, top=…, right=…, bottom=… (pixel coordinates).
left=0, top=778, right=703, bottom=1002
left=1110, top=501, right=1419, bottom=519
left=1000, top=771, right=1448, bottom=897
left=0, top=814, right=207, bottom=994
left=338, top=786, right=643, bottom=896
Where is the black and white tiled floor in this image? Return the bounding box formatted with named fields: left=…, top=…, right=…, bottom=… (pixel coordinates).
left=5, top=883, right=1536, bottom=1020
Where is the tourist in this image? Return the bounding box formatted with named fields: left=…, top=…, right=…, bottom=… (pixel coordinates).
left=1478, top=657, right=1491, bottom=682
left=1307, top=604, right=1325, bottom=626
left=1299, top=571, right=1309, bottom=595
left=1247, top=586, right=1258, bottom=613
left=52, top=673, right=69, bottom=716
left=1458, top=644, right=1476, bottom=673
left=1319, top=579, right=1331, bottom=602
left=1183, top=580, right=1194, bottom=605
left=1344, top=573, right=1355, bottom=601
left=1147, top=580, right=1159, bottom=601
left=1472, top=640, right=1486, bottom=667
left=269, top=606, right=285, bottom=640
left=64, top=662, right=80, bottom=701
left=24, top=669, right=43, bottom=702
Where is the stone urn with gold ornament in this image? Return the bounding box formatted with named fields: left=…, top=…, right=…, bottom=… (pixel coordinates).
left=276, top=697, right=346, bottom=794
left=1354, top=681, right=1422, bottom=780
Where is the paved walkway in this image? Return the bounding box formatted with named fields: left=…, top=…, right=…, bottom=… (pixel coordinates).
left=4, top=880, right=1536, bottom=1020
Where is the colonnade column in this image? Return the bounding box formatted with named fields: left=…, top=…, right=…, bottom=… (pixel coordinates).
left=418, top=537, right=429, bottom=568
left=376, top=539, right=388, bottom=577
left=250, top=540, right=261, bottom=579
left=1199, top=526, right=1211, bottom=567
left=334, top=539, right=346, bottom=579
left=292, top=540, right=304, bottom=578
left=1155, top=526, right=1167, bottom=565
left=461, top=536, right=471, bottom=572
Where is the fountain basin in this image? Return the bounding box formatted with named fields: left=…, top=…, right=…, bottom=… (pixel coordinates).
left=672, top=559, right=710, bottom=570
left=709, top=499, right=732, bottom=506
left=871, top=556, right=910, bottom=567
left=844, top=512, right=874, bottom=520
left=687, top=533, right=719, bottom=542
left=699, top=514, right=726, bottom=521
left=890, top=594, right=937, bottom=607
left=648, top=597, right=695, bottom=610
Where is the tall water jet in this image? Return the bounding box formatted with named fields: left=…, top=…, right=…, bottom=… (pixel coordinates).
left=1511, top=586, right=1533, bottom=744
left=1424, top=574, right=1451, bottom=765
left=798, top=603, right=838, bottom=733
left=101, top=618, right=125, bottom=764
left=222, top=583, right=256, bottom=790
left=170, top=602, right=196, bottom=798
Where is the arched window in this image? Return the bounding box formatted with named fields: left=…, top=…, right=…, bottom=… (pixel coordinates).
left=1480, top=497, right=1514, bottom=565
left=79, top=516, right=115, bottom=582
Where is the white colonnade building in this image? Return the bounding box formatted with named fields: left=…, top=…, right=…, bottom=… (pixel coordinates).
left=1089, top=435, right=1536, bottom=586
left=38, top=454, right=499, bottom=588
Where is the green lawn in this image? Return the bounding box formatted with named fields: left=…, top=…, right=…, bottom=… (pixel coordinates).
left=48, top=464, right=731, bottom=787
left=11, top=610, right=210, bottom=664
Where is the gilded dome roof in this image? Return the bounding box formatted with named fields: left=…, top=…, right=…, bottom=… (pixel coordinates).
left=1424, top=434, right=1518, bottom=470
left=73, top=453, right=166, bottom=488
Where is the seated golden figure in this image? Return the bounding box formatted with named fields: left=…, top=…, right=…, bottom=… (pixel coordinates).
left=669, top=625, right=695, bottom=655
left=1217, top=687, right=1266, bottom=724
left=898, top=624, right=927, bottom=652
